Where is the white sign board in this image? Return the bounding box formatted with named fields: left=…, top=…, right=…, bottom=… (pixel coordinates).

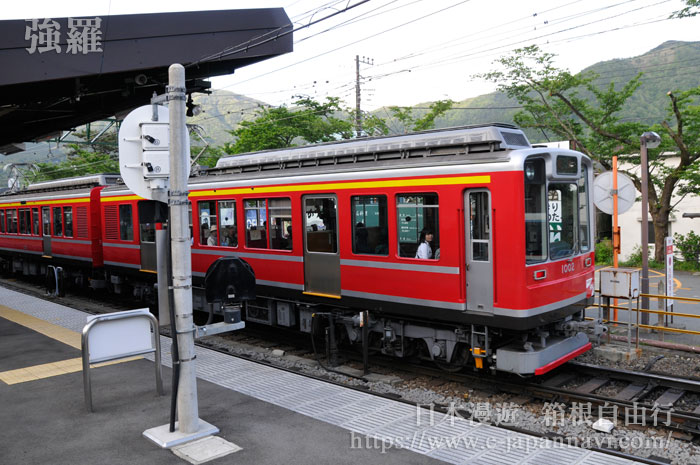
left=86, top=308, right=154, bottom=363
left=665, top=236, right=674, bottom=311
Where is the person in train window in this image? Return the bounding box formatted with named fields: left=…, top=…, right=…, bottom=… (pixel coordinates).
left=415, top=228, right=434, bottom=259
left=207, top=225, right=218, bottom=246
left=354, top=222, right=370, bottom=253
left=220, top=227, right=233, bottom=246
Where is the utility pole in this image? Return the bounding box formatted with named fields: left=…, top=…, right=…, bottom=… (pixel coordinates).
left=355, top=55, right=373, bottom=137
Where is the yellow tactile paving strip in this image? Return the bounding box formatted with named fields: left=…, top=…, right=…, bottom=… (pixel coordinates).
left=0, top=305, right=81, bottom=348
left=0, top=305, right=141, bottom=385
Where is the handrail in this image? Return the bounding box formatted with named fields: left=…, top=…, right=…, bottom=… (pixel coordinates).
left=81, top=310, right=163, bottom=412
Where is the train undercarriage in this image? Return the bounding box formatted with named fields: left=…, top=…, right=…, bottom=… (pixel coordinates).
left=229, top=295, right=605, bottom=376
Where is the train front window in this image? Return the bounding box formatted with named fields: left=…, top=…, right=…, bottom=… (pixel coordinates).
left=524, top=159, right=547, bottom=263
left=578, top=165, right=591, bottom=252
left=548, top=183, right=577, bottom=259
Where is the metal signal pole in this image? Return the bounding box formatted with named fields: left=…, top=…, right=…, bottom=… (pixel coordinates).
left=168, top=64, right=199, bottom=434
left=355, top=55, right=373, bottom=137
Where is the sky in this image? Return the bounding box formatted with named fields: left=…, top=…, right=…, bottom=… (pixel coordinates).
left=3, top=0, right=698, bottom=112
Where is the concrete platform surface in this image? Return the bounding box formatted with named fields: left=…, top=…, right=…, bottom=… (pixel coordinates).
left=0, top=315, right=439, bottom=465
left=0, top=286, right=650, bottom=465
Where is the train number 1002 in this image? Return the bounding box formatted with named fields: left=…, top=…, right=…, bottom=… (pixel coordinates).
left=561, top=262, right=575, bottom=274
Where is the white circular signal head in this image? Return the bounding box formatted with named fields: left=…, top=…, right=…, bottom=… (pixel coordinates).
left=593, top=171, right=636, bottom=215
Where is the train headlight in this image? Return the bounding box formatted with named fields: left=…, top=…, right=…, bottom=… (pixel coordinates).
left=525, top=163, right=536, bottom=181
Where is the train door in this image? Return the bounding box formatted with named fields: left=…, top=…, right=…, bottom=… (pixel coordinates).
left=42, top=206, right=51, bottom=257
left=302, top=195, right=340, bottom=297
left=138, top=201, right=158, bottom=272
left=465, top=189, right=493, bottom=312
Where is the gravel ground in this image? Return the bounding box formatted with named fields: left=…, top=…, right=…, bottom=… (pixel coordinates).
left=200, top=335, right=700, bottom=465
left=577, top=346, right=700, bottom=380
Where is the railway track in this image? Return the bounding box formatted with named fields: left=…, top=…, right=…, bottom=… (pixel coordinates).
left=357, top=354, right=700, bottom=439
left=4, top=276, right=700, bottom=441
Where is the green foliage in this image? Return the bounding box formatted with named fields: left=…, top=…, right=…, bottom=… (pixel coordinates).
left=479, top=44, right=700, bottom=262
left=621, top=245, right=664, bottom=269
left=388, top=99, right=454, bottom=133
left=227, top=96, right=353, bottom=154
left=361, top=113, right=390, bottom=137
left=29, top=144, right=118, bottom=182
left=594, top=239, right=613, bottom=265
left=674, top=231, right=700, bottom=265
left=671, top=0, right=700, bottom=18
left=191, top=145, right=228, bottom=170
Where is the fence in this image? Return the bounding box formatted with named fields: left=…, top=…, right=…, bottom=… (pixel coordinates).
left=590, top=293, right=700, bottom=351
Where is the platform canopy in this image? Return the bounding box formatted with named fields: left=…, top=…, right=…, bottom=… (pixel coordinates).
left=0, top=9, right=293, bottom=154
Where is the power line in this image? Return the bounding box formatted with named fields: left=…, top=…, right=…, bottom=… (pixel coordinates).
left=187, top=0, right=371, bottom=68
left=224, top=0, right=473, bottom=89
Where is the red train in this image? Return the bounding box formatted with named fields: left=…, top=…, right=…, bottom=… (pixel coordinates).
left=0, top=124, right=602, bottom=375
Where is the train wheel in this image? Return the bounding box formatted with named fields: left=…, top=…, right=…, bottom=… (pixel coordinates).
left=434, top=342, right=470, bottom=373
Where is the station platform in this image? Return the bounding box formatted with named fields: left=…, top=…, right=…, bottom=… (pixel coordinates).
left=0, top=286, right=647, bottom=465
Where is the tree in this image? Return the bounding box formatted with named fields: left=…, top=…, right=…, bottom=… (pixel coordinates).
left=671, top=0, right=700, bottom=18
left=480, top=45, right=700, bottom=262
left=227, top=96, right=353, bottom=154
left=29, top=127, right=119, bottom=183
left=388, top=99, right=454, bottom=133
left=30, top=144, right=119, bottom=182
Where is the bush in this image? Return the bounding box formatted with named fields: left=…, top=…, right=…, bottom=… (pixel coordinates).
left=621, top=245, right=663, bottom=269
left=595, top=239, right=613, bottom=265
left=674, top=231, right=700, bottom=267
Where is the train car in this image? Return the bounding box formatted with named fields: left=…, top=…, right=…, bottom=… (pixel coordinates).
left=0, top=175, right=118, bottom=288
left=0, top=124, right=603, bottom=375
left=182, top=123, right=601, bottom=375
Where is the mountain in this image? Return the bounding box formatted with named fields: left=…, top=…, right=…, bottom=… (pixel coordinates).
left=3, top=40, right=699, bottom=178
left=188, top=90, right=268, bottom=146
left=371, top=40, right=700, bottom=143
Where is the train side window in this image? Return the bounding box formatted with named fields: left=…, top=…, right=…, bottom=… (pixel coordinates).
left=53, top=207, right=63, bottom=237
left=217, top=200, right=237, bottom=247
left=269, top=198, right=291, bottom=250
left=7, top=210, right=17, bottom=234
left=524, top=158, right=547, bottom=263
left=396, top=193, right=439, bottom=259
left=198, top=201, right=217, bottom=246
left=304, top=197, right=338, bottom=253
left=19, top=208, right=29, bottom=234
left=245, top=199, right=267, bottom=249
left=0, top=210, right=4, bottom=233
left=119, top=204, right=133, bottom=241
left=351, top=195, right=388, bottom=256
left=32, top=208, right=39, bottom=235
left=42, top=207, right=51, bottom=236
left=64, top=207, right=73, bottom=238
left=469, top=192, right=490, bottom=261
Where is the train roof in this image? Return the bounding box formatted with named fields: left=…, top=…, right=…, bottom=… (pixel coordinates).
left=209, top=124, right=530, bottom=177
